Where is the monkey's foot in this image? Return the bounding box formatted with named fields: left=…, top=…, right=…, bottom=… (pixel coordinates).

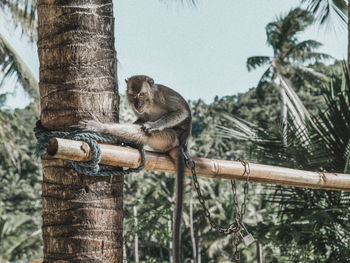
left=76, top=119, right=105, bottom=133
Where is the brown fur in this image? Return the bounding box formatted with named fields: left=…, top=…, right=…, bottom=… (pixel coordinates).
left=80, top=75, right=191, bottom=263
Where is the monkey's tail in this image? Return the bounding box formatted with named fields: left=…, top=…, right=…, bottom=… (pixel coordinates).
left=173, top=148, right=185, bottom=263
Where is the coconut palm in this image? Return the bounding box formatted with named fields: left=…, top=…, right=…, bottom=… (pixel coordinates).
left=219, top=65, right=350, bottom=261
left=247, top=8, right=332, bottom=144
left=0, top=0, right=38, bottom=101
left=0, top=34, right=38, bottom=100
left=0, top=0, right=37, bottom=37
left=0, top=34, right=39, bottom=171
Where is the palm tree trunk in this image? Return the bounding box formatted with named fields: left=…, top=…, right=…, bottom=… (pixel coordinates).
left=197, top=231, right=201, bottom=263
left=133, top=206, right=139, bottom=262
left=168, top=216, right=174, bottom=263
left=168, top=217, right=173, bottom=263
left=189, top=183, right=197, bottom=263
left=38, top=1, right=121, bottom=262
left=123, top=241, right=128, bottom=262
left=256, top=242, right=263, bottom=263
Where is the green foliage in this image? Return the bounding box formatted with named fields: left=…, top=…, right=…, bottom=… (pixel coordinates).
left=0, top=0, right=39, bottom=103
left=0, top=34, right=39, bottom=101
left=0, top=105, right=42, bottom=262
left=247, top=8, right=332, bottom=87
left=219, top=67, right=350, bottom=262
left=0, top=209, right=41, bottom=263
left=247, top=7, right=335, bottom=149
left=0, top=0, right=37, bottom=40
left=301, top=0, right=347, bottom=25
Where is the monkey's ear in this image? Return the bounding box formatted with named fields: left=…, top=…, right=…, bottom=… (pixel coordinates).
left=147, top=77, right=154, bottom=87
left=125, top=78, right=129, bottom=84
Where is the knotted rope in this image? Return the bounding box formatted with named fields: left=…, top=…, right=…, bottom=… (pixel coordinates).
left=34, top=120, right=145, bottom=176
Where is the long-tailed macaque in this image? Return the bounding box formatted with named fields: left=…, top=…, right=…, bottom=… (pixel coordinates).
left=78, top=75, right=192, bottom=263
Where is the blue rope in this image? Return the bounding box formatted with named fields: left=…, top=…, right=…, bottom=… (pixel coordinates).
left=34, top=120, right=145, bottom=176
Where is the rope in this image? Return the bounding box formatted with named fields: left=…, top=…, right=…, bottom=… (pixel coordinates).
left=34, top=120, right=146, bottom=176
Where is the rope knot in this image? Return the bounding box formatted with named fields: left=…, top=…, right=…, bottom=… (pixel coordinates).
left=34, top=120, right=145, bottom=176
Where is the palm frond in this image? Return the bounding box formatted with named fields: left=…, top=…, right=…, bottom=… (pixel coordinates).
left=296, top=64, right=330, bottom=81
left=291, top=39, right=323, bottom=51
left=217, top=114, right=282, bottom=146
left=344, top=140, right=350, bottom=173
left=279, top=74, right=312, bottom=123
left=255, top=66, right=274, bottom=101
left=0, top=33, right=39, bottom=100
left=217, top=115, right=293, bottom=167
left=312, top=80, right=350, bottom=171
left=301, top=0, right=347, bottom=25
left=218, top=65, right=350, bottom=172
left=286, top=40, right=333, bottom=63
left=267, top=8, right=313, bottom=52
left=297, top=52, right=333, bottom=64
left=0, top=0, right=37, bottom=40
left=217, top=114, right=267, bottom=142
left=253, top=68, right=350, bottom=261
left=246, top=56, right=272, bottom=71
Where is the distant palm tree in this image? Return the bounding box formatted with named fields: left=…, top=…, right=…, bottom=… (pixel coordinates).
left=0, top=0, right=38, bottom=101
left=247, top=8, right=331, bottom=144
left=0, top=34, right=38, bottom=99
left=0, top=0, right=39, bottom=183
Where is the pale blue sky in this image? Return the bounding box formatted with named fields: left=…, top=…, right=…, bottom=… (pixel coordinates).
left=0, top=0, right=347, bottom=108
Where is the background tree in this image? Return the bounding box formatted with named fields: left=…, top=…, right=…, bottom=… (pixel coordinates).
left=0, top=105, right=42, bottom=262
left=247, top=8, right=331, bottom=143
left=0, top=0, right=38, bottom=100
left=219, top=66, right=350, bottom=262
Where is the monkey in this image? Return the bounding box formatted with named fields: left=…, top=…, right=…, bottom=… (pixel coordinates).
left=78, top=75, right=192, bottom=263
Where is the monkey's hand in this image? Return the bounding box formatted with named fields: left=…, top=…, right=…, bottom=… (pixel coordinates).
left=77, top=119, right=105, bottom=133
left=141, top=121, right=162, bottom=135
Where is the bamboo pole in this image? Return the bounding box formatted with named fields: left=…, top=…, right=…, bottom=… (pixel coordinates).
left=46, top=137, right=350, bottom=191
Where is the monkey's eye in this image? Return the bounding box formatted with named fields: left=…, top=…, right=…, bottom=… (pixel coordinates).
left=139, top=92, right=145, bottom=98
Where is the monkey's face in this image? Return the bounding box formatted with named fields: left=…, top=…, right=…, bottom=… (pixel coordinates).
left=126, top=78, right=153, bottom=114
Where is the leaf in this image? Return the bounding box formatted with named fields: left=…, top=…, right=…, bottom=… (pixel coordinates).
left=301, top=0, right=347, bottom=26
left=246, top=56, right=272, bottom=71
left=0, top=34, right=39, bottom=100
left=0, top=0, right=37, bottom=40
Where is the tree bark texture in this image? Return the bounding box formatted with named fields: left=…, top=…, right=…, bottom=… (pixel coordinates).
left=37, top=0, right=121, bottom=262
left=133, top=206, right=139, bottom=263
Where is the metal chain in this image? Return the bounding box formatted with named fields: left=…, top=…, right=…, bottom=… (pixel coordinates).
left=182, top=147, right=251, bottom=260
left=183, top=151, right=250, bottom=232
left=231, top=159, right=250, bottom=222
